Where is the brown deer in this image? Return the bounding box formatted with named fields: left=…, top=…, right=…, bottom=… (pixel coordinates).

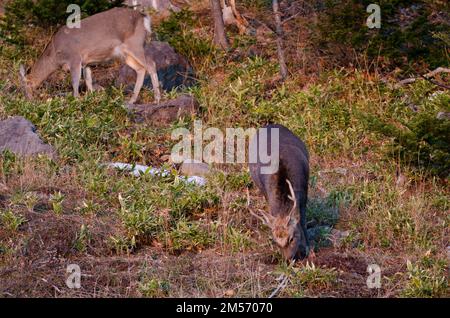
left=19, top=7, right=161, bottom=104
left=249, top=124, right=310, bottom=261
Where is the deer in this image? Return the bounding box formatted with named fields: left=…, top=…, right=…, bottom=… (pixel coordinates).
left=249, top=124, right=310, bottom=261
left=19, top=7, right=161, bottom=104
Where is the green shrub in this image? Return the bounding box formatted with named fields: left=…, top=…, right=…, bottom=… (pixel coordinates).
left=0, top=0, right=123, bottom=45
left=169, top=220, right=215, bottom=251
left=155, top=9, right=214, bottom=61
left=402, top=258, right=448, bottom=297
left=314, top=0, right=450, bottom=71
left=363, top=110, right=450, bottom=177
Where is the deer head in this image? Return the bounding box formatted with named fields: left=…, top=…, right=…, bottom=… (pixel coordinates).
left=251, top=179, right=307, bottom=260
left=19, top=64, right=33, bottom=100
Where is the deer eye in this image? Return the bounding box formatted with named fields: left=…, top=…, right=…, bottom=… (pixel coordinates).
left=288, top=236, right=294, bottom=245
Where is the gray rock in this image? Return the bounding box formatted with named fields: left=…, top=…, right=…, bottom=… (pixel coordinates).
left=0, top=116, right=56, bottom=159
left=117, top=41, right=196, bottom=93
left=126, top=94, right=198, bottom=125
left=437, top=112, right=450, bottom=120
left=180, top=159, right=210, bottom=177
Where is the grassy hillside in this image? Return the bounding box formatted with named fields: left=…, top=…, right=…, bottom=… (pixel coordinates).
left=0, top=1, right=448, bottom=297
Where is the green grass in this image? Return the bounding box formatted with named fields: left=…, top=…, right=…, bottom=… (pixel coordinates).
left=402, top=258, right=448, bottom=298
left=278, top=262, right=338, bottom=297
left=0, top=209, right=26, bottom=232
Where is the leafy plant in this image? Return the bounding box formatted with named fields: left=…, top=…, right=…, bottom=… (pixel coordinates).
left=139, top=278, right=170, bottom=297
left=49, top=191, right=65, bottom=215
left=314, top=0, right=450, bottom=70
left=403, top=259, right=448, bottom=297
left=363, top=110, right=450, bottom=177
left=0, top=0, right=123, bottom=45
left=169, top=220, right=215, bottom=251
left=0, top=209, right=26, bottom=231
left=155, top=9, right=215, bottom=61
left=73, top=224, right=91, bottom=253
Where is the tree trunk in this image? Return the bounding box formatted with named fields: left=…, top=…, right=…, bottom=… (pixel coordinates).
left=210, top=0, right=229, bottom=50
left=272, top=0, right=288, bottom=80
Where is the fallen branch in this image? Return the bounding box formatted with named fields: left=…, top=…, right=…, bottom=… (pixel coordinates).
left=397, top=67, right=450, bottom=89
left=423, top=67, right=450, bottom=78
left=269, top=274, right=289, bottom=298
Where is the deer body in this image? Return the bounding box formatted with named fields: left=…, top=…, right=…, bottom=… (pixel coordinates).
left=249, top=124, right=310, bottom=260
left=20, top=7, right=160, bottom=104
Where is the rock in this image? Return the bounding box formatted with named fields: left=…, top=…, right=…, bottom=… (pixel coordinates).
left=0, top=116, right=56, bottom=159
left=126, top=94, right=198, bottom=125
left=106, top=162, right=206, bottom=186
left=116, top=41, right=196, bottom=93
left=180, top=159, right=210, bottom=177
left=437, top=112, right=450, bottom=120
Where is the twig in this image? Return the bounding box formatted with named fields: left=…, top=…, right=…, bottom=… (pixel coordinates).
left=397, top=67, right=450, bottom=89
left=423, top=67, right=450, bottom=78
left=281, top=12, right=301, bottom=25
left=269, top=274, right=289, bottom=298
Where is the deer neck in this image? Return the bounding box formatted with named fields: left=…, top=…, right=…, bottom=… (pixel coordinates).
left=28, top=49, right=59, bottom=89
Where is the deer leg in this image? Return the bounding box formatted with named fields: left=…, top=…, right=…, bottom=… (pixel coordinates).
left=299, top=202, right=310, bottom=256
left=146, top=58, right=161, bottom=104
left=70, top=61, right=82, bottom=98
left=123, top=46, right=161, bottom=104
left=124, top=55, right=146, bottom=105
left=84, top=67, right=94, bottom=93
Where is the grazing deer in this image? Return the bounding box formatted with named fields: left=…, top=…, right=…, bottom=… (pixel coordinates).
left=249, top=124, right=310, bottom=261
left=19, top=7, right=161, bottom=104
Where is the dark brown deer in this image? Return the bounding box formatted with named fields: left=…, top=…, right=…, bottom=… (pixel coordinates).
left=19, top=7, right=160, bottom=104
left=249, top=124, right=310, bottom=261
